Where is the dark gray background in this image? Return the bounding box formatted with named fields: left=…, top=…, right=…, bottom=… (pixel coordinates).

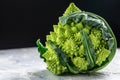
left=0, top=0, right=120, bottom=49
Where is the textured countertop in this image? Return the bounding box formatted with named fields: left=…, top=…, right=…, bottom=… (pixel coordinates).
left=0, top=47, right=120, bottom=80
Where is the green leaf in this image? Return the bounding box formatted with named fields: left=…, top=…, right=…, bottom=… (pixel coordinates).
left=80, top=30, right=96, bottom=69
left=48, top=40, right=80, bottom=74
left=36, top=39, right=48, bottom=61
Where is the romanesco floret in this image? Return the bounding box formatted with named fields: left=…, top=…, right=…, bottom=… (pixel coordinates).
left=63, top=2, right=81, bottom=16
left=72, top=57, right=88, bottom=70
left=96, top=47, right=111, bottom=66
left=62, top=39, right=79, bottom=57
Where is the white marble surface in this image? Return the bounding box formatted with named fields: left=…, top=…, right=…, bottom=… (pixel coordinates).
left=0, top=47, right=120, bottom=80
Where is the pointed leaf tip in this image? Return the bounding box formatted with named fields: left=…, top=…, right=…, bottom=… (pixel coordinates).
left=36, top=39, right=47, bottom=56
left=63, top=2, right=82, bottom=16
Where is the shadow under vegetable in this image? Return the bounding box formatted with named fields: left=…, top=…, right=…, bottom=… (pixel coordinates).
left=28, top=70, right=109, bottom=80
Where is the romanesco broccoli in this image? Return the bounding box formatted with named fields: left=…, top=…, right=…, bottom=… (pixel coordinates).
left=37, top=3, right=117, bottom=75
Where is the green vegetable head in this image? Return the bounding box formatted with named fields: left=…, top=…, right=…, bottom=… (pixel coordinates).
left=37, top=3, right=117, bottom=75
